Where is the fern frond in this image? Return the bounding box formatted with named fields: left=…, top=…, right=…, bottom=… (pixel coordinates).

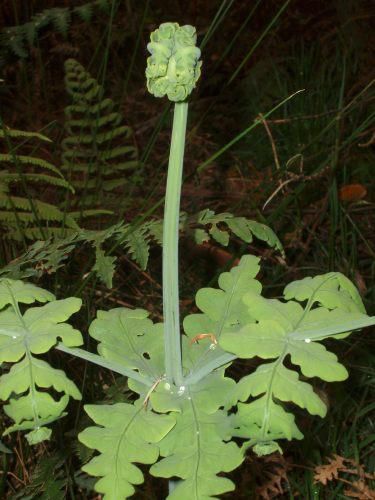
left=122, top=225, right=151, bottom=270
left=0, top=2, right=114, bottom=65
left=22, top=21, right=37, bottom=46
left=0, top=126, right=78, bottom=240
left=191, top=209, right=284, bottom=255
left=0, top=172, right=73, bottom=191
left=0, top=194, right=77, bottom=227
left=0, top=211, right=35, bottom=223
left=65, top=97, right=113, bottom=117
left=0, top=234, right=80, bottom=279
left=147, top=220, right=164, bottom=245
left=106, top=160, right=139, bottom=171
left=102, top=178, right=128, bottom=191
left=5, top=226, right=79, bottom=242
left=0, top=153, right=65, bottom=178
left=62, top=125, right=132, bottom=146
left=95, top=0, right=111, bottom=12
left=92, top=246, right=116, bottom=288
left=63, top=113, right=122, bottom=132
left=15, top=452, right=67, bottom=499
left=49, top=8, right=71, bottom=38
left=4, top=28, right=28, bottom=58
left=98, top=146, right=137, bottom=161
left=62, top=58, right=139, bottom=208
left=30, top=11, right=51, bottom=31
left=0, top=128, right=51, bottom=142
left=0, top=194, right=35, bottom=211
left=68, top=209, right=113, bottom=219
left=74, top=3, right=94, bottom=23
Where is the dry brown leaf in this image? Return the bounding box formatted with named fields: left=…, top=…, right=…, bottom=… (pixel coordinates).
left=256, top=455, right=290, bottom=499
left=354, top=270, right=367, bottom=296
left=339, top=183, right=367, bottom=202
left=314, top=455, right=375, bottom=498
left=314, top=454, right=347, bottom=485
left=344, top=480, right=375, bottom=499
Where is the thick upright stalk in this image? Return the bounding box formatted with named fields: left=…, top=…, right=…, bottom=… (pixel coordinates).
left=163, top=101, right=188, bottom=386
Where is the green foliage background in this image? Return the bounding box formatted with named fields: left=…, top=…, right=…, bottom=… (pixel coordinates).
left=0, top=0, right=373, bottom=498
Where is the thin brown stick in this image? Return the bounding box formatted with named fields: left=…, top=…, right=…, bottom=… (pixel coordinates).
left=13, top=441, right=29, bottom=483
left=0, top=470, right=26, bottom=486
left=259, top=112, right=281, bottom=172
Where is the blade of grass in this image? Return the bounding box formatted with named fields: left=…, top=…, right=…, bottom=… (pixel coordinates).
left=197, top=89, right=304, bottom=173
left=200, top=0, right=235, bottom=50
left=211, top=0, right=263, bottom=75
left=122, top=0, right=150, bottom=97
left=227, top=0, right=291, bottom=85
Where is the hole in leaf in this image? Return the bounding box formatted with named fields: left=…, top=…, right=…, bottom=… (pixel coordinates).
left=142, top=352, right=150, bottom=360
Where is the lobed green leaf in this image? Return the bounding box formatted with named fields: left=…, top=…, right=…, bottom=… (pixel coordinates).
left=89, top=307, right=165, bottom=380
left=0, top=279, right=55, bottom=309
left=284, top=272, right=366, bottom=313
left=235, top=363, right=326, bottom=417
left=0, top=356, right=81, bottom=400
left=183, top=255, right=262, bottom=385
left=149, top=370, right=243, bottom=499
left=218, top=269, right=375, bottom=452
left=79, top=402, right=175, bottom=500
left=0, top=283, right=82, bottom=443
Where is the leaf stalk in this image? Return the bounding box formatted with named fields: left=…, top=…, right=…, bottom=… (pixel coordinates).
left=163, top=101, right=188, bottom=386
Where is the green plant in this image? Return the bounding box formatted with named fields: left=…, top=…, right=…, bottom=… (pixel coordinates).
left=0, top=1, right=112, bottom=65
left=62, top=58, right=139, bottom=211
left=0, top=207, right=282, bottom=289
left=0, top=124, right=79, bottom=242
left=0, top=22, right=374, bottom=500
left=0, top=279, right=82, bottom=445
left=233, top=39, right=374, bottom=277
